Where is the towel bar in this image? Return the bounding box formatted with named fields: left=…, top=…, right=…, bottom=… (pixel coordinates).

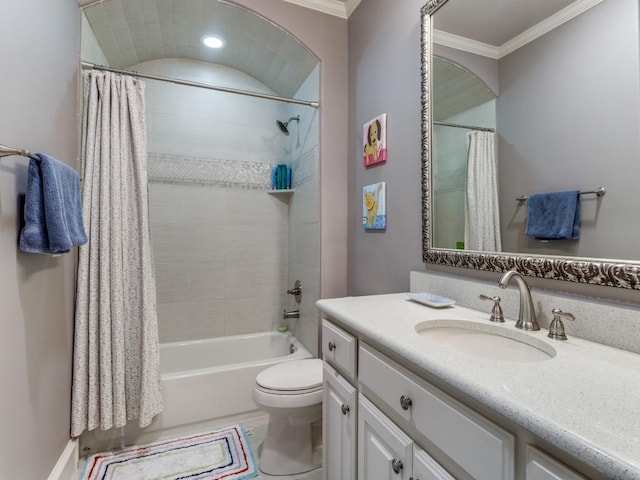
left=0, top=143, right=39, bottom=160
left=516, top=187, right=606, bottom=202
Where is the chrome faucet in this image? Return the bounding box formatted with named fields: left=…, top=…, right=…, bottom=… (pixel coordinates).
left=282, top=309, right=300, bottom=319
left=498, top=270, right=540, bottom=331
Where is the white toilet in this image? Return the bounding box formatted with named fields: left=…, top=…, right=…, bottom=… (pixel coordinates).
left=253, top=358, right=323, bottom=475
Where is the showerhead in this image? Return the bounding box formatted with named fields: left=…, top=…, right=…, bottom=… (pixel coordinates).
left=276, top=115, right=300, bottom=135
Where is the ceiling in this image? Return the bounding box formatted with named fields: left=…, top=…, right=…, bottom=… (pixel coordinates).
left=82, top=0, right=322, bottom=98
left=433, top=57, right=495, bottom=122
left=433, top=0, right=603, bottom=58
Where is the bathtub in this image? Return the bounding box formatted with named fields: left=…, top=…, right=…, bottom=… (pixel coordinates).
left=157, top=331, right=312, bottom=429
left=82, top=331, right=311, bottom=453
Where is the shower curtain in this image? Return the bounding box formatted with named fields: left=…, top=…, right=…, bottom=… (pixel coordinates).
left=71, top=71, right=163, bottom=437
left=464, top=131, right=502, bottom=252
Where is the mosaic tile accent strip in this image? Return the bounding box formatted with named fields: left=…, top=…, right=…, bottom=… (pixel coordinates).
left=148, top=152, right=272, bottom=190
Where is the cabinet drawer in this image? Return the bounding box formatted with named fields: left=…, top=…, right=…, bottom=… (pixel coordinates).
left=526, top=446, right=587, bottom=480
left=359, top=344, right=514, bottom=480
left=322, top=319, right=357, bottom=381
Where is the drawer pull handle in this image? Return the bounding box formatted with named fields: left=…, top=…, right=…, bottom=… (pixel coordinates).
left=341, top=404, right=350, bottom=415
left=328, top=341, right=336, bottom=351
left=400, top=395, right=413, bottom=410
left=392, top=459, right=403, bottom=474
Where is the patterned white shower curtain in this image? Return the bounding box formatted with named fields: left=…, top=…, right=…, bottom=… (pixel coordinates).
left=464, top=131, right=502, bottom=252
left=71, top=71, right=163, bottom=437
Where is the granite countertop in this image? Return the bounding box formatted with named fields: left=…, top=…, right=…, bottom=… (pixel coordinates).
left=317, top=293, right=640, bottom=480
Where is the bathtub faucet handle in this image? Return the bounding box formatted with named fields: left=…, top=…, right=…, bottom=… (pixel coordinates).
left=287, top=280, right=302, bottom=303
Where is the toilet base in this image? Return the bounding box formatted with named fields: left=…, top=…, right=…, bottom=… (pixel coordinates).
left=258, top=412, right=322, bottom=476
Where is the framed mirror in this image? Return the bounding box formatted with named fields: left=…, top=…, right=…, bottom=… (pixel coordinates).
left=421, top=0, right=640, bottom=289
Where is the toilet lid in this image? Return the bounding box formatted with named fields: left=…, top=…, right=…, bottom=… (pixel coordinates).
left=256, top=359, right=323, bottom=392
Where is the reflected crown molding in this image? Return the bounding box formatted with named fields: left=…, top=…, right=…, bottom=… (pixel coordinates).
left=282, top=0, right=362, bottom=18
left=434, top=0, right=605, bottom=59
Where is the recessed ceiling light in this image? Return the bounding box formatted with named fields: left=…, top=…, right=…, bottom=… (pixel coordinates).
left=201, top=35, right=225, bottom=49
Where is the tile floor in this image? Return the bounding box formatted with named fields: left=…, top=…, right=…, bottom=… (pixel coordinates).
left=73, top=414, right=323, bottom=480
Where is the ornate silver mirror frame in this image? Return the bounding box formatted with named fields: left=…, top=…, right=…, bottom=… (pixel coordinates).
left=420, top=0, right=640, bottom=290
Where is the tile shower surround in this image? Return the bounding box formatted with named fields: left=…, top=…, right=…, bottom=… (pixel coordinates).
left=143, top=59, right=320, bottom=344
left=148, top=148, right=318, bottom=345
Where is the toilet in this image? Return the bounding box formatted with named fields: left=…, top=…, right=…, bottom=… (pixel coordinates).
left=253, top=358, right=323, bottom=475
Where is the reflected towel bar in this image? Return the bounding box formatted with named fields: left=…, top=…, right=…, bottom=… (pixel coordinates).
left=0, top=143, right=39, bottom=160
left=516, top=187, right=606, bottom=202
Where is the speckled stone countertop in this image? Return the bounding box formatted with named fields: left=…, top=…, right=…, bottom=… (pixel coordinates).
left=317, top=293, right=640, bottom=480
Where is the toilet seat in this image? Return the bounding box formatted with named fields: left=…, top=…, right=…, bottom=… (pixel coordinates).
left=256, top=359, right=322, bottom=393
left=253, top=359, right=323, bottom=409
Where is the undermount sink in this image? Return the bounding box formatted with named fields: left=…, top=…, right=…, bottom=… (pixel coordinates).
left=415, top=320, right=556, bottom=362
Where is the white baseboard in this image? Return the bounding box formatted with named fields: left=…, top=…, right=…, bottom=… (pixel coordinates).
left=47, top=439, right=79, bottom=480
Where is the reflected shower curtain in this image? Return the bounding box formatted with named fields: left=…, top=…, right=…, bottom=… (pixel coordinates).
left=71, top=71, right=162, bottom=437
left=464, top=131, right=502, bottom=252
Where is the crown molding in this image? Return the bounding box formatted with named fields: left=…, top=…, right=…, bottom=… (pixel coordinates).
left=499, top=0, right=605, bottom=57
left=282, top=0, right=347, bottom=18
left=344, top=0, right=362, bottom=17
left=433, top=30, right=499, bottom=59
left=433, top=0, right=605, bottom=60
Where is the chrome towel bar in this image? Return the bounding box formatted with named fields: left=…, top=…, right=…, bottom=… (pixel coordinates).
left=516, top=186, right=606, bottom=202
left=0, top=143, right=39, bottom=160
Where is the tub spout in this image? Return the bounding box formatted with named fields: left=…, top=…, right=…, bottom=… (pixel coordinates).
left=283, top=309, right=300, bottom=319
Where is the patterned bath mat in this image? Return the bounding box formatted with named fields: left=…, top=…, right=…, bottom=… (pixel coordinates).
left=79, top=424, right=258, bottom=480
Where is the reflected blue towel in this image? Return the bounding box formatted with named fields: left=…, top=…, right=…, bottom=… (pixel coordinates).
left=19, top=153, right=87, bottom=254
left=525, top=190, right=580, bottom=240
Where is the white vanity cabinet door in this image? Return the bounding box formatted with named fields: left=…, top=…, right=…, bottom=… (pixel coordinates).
left=411, top=446, right=455, bottom=480
left=359, top=344, right=514, bottom=480
left=359, top=394, right=413, bottom=480
left=323, top=363, right=357, bottom=480
left=322, top=319, right=357, bottom=382
left=526, top=446, right=588, bottom=480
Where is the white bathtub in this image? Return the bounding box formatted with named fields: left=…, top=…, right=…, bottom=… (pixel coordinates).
left=157, top=331, right=312, bottom=429
left=82, top=331, right=311, bottom=453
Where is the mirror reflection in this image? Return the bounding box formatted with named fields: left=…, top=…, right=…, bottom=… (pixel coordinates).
left=430, top=0, right=640, bottom=261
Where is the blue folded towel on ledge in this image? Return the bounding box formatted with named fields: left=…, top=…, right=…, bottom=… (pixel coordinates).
left=525, top=190, right=580, bottom=240
left=19, top=153, right=87, bottom=254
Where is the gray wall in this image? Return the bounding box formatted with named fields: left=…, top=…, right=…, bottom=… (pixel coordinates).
left=348, top=0, right=640, bottom=306
left=0, top=0, right=80, bottom=478
left=498, top=0, right=640, bottom=259
left=348, top=0, right=426, bottom=295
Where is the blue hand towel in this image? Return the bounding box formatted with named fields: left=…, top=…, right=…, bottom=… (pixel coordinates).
left=525, top=190, right=580, bottom=240
left=19, top=153, right=87, bottom=254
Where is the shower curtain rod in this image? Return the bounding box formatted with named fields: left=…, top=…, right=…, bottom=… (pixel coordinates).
left=434, top=121, right=495, bottom=132
left=81, top=61, right=320, bottom=109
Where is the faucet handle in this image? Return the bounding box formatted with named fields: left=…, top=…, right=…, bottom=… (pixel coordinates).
left=548, top=308, right=575, bottom=340
left=479, top=294, right=505, bottom=322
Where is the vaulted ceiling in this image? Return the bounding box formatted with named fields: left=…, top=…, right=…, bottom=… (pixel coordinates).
left=82, top=0, right=321, bottom=98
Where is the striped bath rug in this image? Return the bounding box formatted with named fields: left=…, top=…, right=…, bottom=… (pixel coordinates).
left=79, top=424, right=258, bottom=480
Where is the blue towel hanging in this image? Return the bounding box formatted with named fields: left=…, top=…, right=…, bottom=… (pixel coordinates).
left=19, top=153, right=87, bottom=254
left=525, top=190, right=580, bottom=240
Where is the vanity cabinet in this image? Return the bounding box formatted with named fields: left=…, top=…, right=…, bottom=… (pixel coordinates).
left=359, top=393, right=454, bottom=480
left=322, top=319, right=358, bottom=480
left=359, top=344, right=514, bottom=480
left=358, top=394, right=413, bottom=480
left=526, top=446, right=587, bottom=480
left=323, top=363, right=357, bottom=480
left=321, top=316, right=594, bottom=480
left=321, top=319, right=357, bottom=382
